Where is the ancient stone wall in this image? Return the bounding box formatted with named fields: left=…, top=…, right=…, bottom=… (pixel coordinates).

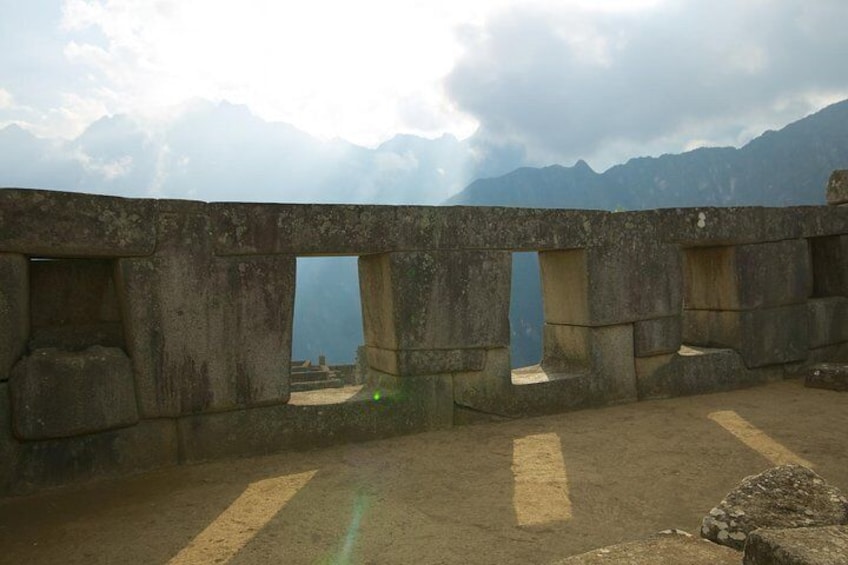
left=1, top=172, right=847, bottom=495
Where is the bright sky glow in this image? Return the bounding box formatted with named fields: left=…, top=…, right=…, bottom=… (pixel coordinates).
left=1, top=0, right=846, bottom=173
left=46, top=0, right=663, bottom=145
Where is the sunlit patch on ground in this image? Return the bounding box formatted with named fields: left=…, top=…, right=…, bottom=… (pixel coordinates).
left=167, top=470, right=317, bottom=564
left=708, top=410, right=814, bottom=467
left=512, top=432, right=572, bottom=527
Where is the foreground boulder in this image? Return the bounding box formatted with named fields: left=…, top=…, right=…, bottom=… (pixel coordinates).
left=805, top=363, right=848, bottom=392
left=701, top=465, right=848, bottom=551
left=552, top=530, right=739, bottom=564
left=744, top=525, right=848, bottom=564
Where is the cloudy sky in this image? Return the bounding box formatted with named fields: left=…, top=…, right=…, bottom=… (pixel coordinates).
left=2, top=0, right=848, bottom=171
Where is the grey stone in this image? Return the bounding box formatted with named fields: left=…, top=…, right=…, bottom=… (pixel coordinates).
left=636, top=347, right=783, bottom=400
left=634, top=316, right=682, bottom=357
left=701, top=465, right=848, bottom=551
left=743, top=525, right=848, bottom=565
left=826, top=170, right=848, bottom=205
left=0, top=188, right=155, bottom=257
left=809, top=235, right=848, bottom=298
left=364, top=346, right=485, bottom=376
left=117, top=204, right=295, bottom=417
left=359, top=250, right=510, bottom=364
left=684, top=240, right=811, bottom=311
left=539, top=242, right=682, bottom=326
left=0, top=383, right=20, bottom=496
left=808, top=298, right=848, bottom=348
left=178, top=374, right=452, bottom=462
left=10, top=419, right=178, bottom=496
left=805, top=363, right=848, bottom=392
left=8, top=346, right=139, bottom=440
left=542, top=323, right=637, bottom=403
left=0, top=254, right=28, bottom=381
left=683, top=305, right=809, bottom=368
left=553, top=529, right=740, bottom=564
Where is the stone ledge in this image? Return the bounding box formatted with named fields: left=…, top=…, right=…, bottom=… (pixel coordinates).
left=744, top=525, right=848, bottom=565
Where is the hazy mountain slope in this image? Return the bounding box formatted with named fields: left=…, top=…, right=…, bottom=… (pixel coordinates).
left=448, top=99, right=848, bottom=209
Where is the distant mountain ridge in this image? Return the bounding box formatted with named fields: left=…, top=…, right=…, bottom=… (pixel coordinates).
left=447, top=98, right=848, bottom=209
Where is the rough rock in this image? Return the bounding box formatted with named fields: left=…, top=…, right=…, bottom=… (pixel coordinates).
left=805, top=363, right=848, bottom=392
left=826, top=170, right=848, bottom=206
left=701, top=465, right=848, bottom=551
left=8, top=346, right=139, bottom=439
left=551, top=530, right=739, bottom=564
left=744, top=525, right=848, bottom=565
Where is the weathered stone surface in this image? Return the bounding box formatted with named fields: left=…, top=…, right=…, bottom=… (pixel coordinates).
left=805, top=363, right=848, bottom=391
left=636, top=346, right=784, bottom=400
left=454, top=341, right=633, bottom=418
left=684, top=240, right=811, bottom=311
left=0, top=188, right=155, bottom=257
left=826, top=170, right=848, bottom=205
left=701, top=465, right=848, bottom=551
left=364, top=346, right=485, bottom=376
left=809, top=235, right=848, bottom=297
left=359, top=250, right=510, bottom=353
left=553, top=530, right=740, bottom=564
left=8, top=346, right=139, bottom=440
left=540, top=242, right=682, bottom=326
left=808, top=298, right=848, bottom=348
left=634, top=316, right=682, bottom=357
left=178, top=375, right=452, bottom=462
left=743, top=525, right=848, bottom=565
left=0, top=383, right=20, bottom=496
left=683, top=305, right=809, bottom=367
left=0, top=254, right=28, bottom=381
left=543, top=323, right=637, bottom=403
left=10, top=419, right=178, bottom=496
left=212, top=202, right=605, bottom=255
left=117, top=204, right=295, bottom=417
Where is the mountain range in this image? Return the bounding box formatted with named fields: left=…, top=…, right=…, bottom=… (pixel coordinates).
left=3, top=99, right=848, bottom=366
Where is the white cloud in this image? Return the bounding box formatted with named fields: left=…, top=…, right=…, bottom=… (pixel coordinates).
left=446, top=0, right=848, bottom=169
left=0, top=87, right=13, bottom=108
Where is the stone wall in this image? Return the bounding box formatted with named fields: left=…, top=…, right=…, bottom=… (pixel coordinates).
left=1, top=171, right=847, bottom=495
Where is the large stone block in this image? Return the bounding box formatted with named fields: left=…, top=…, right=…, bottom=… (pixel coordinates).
left=453, top=347, right=615, bottom=417
left=359, top=250, right=511, bottom=353
left=683, top=305, right=809, bottom=367
left=178, top=374, right=452, bottom=462
left=542, top=323, right=637, bottom=403
left=809, top=234, right=848, bottom=297
left=635, top=346, right=783, bottom=400
left=744, top=525, right=848, bottom=565
left=117, top=204, right=295, bottom=417
left=808, top=297, right=848, bottom=348
left=0, top=188, right=155, bottom=257
left=539, top=243, right=682, bottom=326
left=8, top=346, right=139, bottom=440
left=364, top=346, right=485, bottom=376
left=634, top=316, right=682, bottom=357
left=11, top=419, right=178, bottom=496
left=0, top=383, right=20, bottom=496
left=0, top=254, right=28, bottom=381
left=826, top=169, right=848, bottom=205
left=684, top=240, right=811, bottom=311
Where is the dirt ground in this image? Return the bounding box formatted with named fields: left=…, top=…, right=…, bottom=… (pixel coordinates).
left=1, top=379, right=846, bottom=565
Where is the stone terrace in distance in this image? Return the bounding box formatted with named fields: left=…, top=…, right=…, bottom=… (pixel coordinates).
left=1, top=171, right=848, bottom=496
